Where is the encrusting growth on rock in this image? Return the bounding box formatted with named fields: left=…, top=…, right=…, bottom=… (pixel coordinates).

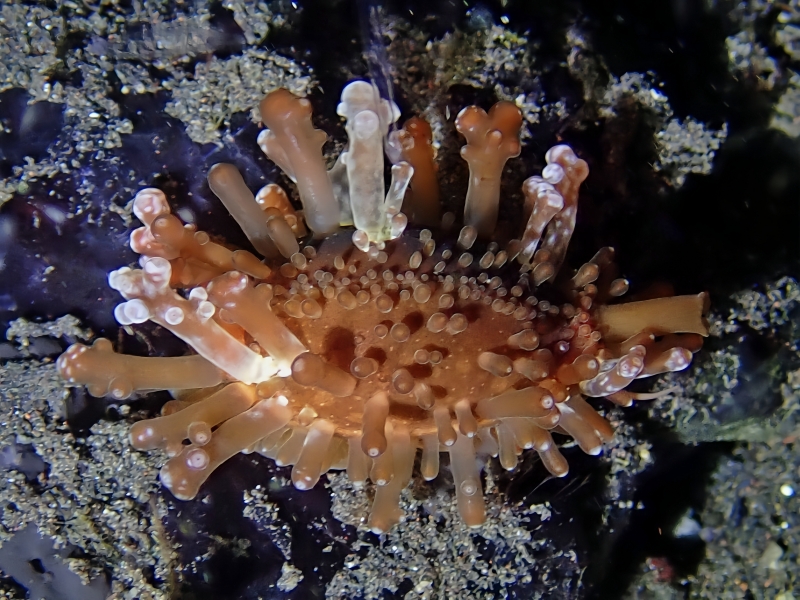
left=58, top=80, right=709, bottom=533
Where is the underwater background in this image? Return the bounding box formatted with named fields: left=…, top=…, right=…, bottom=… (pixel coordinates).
left=0, top=0, right=798, bottom=598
